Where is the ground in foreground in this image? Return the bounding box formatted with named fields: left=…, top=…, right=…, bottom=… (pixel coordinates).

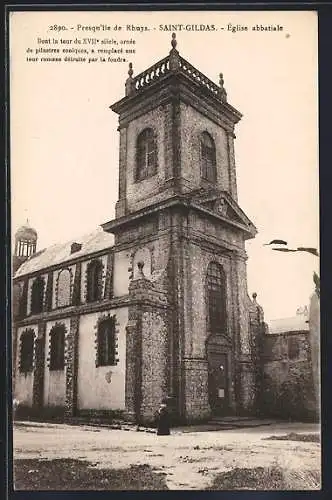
left=13, top=421, right=321, bottom=490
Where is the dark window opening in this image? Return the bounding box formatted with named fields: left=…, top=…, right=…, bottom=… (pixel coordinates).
left=207, top=262, right=227, bottom=335
left=288, top=337, right=300, bottom=360
left=97, top=317, right=116, bottom=367
left=49, top=325, right=65, bottom=370
left=19, top=329, right=34, bottom=373
left=201, top=132, right=217, bottom=183
left=31, top=276, right=45, bottom=314
left=71, top=242, right=82, bottom=254
left=18, top=281, right=28, bottom=319
left=136, top=128, right=157, bottom=181
left=87, top=260, right=103, bottom=303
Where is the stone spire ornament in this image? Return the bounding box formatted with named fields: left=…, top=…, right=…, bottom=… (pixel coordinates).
left=169, top=33, right=180, bottom=71
left=171, top=32, right=177, bottom=50
left=125, top=62, right=135, bottom=96
left=219, top=73, right=227, bottom=102
left=137, top=261, right=145, bottom=279
left=252, top=293, right=264, bottom=323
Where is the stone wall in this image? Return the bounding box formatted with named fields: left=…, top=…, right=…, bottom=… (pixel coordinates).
left=261, top=331, right=316, bottom=420
left=76, top=308, right=127, bottom=411
left=125, top=104, right=171, bottom=213
left=182, top=358, right=210, bottom=422
left=180, top=103, right=231, bottom=194
left=308, top=291, right=320, bottom=415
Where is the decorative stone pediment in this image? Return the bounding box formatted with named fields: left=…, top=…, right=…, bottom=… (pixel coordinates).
left=189, top=189, right=256, bottom=236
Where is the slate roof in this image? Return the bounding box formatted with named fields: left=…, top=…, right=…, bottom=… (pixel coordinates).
left=268, top=314, right=309, bottom=334
left=14, top=227, right=114, bottom=278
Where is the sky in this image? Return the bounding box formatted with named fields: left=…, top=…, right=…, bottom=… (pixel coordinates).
left=10, top=10, right=319, bottom=321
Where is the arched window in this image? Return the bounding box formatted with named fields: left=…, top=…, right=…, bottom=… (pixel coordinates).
left=49, top=325, right=65, bottom=371
left=86, top=260, right=103, bottom=303
left=206, top=262, right=227, bottom=334
left=201, top=132, right=217, bottom=182
left=136, top=128, right=157, bottom=181
left=19, top=329, right=34, bottom=373
left=18, top=280, right=28, bottom=319
left=57, top=269, right=71, bottom=308
left=97, top=317, right=116, bottom=367
left=31, top=276, right=45, bottom=314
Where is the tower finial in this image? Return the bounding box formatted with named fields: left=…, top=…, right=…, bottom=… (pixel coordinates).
left=169, top=33, right=180, bottom=70
left=171, top=32, right=177, bottom=50
left=128, top=62, right=133, bottom=78
left=125, top=62, right=135, bottom=96
left=137, top=261, right=145, bottom=279
left=219, top=72, right=227, bottom=102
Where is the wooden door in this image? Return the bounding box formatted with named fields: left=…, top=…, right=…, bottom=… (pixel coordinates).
left=208, top=352, right=228, bottom=415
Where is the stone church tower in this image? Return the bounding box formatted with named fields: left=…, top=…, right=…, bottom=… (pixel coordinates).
left=102, top=34, right=258, bottom=424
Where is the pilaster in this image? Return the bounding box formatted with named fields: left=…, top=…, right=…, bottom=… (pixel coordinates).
left=227, top=132, right=238, bottom=202
left=32, top=321, right=46, bottom=409
left=115, top=126, right=128, bottom=218
left=64, top=315, right=80, bottom=418
left=72, top=262, right=82, bottom=306
left=182, top=358, right=210, bottom=421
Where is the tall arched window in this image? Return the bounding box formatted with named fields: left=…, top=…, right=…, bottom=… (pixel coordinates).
left=206, top=262, right=227, bottom=334
left=49, top=324, right=65, bottom=371
left=31, top=276, right=45, bottom=314
left=86, top=259, right=103, bottom=303
left=19, top=329, right=35, bottom=373
left=136, top=128, right=157, bottom=181
left=201, top=132, right=217, bottom=182
left=96, top=317, right=116, bottom=367
left=57, top=269, right=71, bottom=308
left=18, top=280, right=28, bottom=319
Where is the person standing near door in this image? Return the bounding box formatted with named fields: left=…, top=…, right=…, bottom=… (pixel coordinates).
left=156, top=398, right=171, bottom=436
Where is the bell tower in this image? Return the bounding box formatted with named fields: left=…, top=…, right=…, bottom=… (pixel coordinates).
left=103, top=34, right=258, bottom=423
left=107, top=33, right=243, bottom=222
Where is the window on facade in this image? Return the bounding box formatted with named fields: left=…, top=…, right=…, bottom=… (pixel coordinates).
left=30, top=276, right=45, bottom=314
left=136, top=128, right=157, bottom=181
left=97, top=317, right=116, bottom=366
left=18, top=281, right=28, bottom=319
left=201, top=132, right=217, bottom=182
left=86, top=260, right=103, bottom=303
left=288, top=337, right=300, bottom=360
left=207, top=262, right=227, bottom=334
left=49, top=325, right=65, bottom=370
left=19, top=329, right=34, bottom=373
left=57, top=269, right=71, bottom=308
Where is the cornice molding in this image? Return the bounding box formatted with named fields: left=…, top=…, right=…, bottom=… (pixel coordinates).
left=102, top=194, right=255, bottom=238
left=14, top=295, right=131, bottom=327
left=113, top=73, right=241, bottom=132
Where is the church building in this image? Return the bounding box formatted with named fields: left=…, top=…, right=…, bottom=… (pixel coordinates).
left=12, top=34, right=267, bottom=424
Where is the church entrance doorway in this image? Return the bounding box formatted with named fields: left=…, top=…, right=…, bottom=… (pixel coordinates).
left=206, top=337, right=230, bottom=416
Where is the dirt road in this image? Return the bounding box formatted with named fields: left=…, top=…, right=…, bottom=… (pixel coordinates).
left=13, top=421, right=321, bottom=490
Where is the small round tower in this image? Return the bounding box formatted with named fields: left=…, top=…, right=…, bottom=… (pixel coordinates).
left=15, top=219, right=37, bottom=258
left=13, top=220, right=38, bottom=274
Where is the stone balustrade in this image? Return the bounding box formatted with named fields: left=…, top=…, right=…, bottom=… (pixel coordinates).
left=127, top=54, right=223, bottom=101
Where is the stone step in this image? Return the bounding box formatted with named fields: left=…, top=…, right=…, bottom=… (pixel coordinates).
left=207, top=417, right=277, bottom=429
left=210, top=416, right=255, bottom=422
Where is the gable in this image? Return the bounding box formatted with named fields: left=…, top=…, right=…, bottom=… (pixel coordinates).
left=189, top=189, right=257, bottom=237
